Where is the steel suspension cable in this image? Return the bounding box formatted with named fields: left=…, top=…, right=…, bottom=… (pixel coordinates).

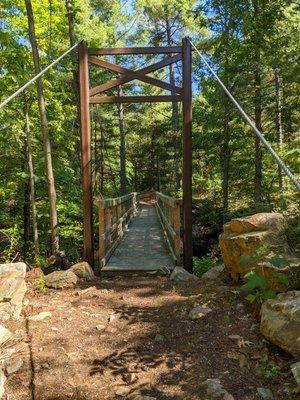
left=188, top=38, right=300, bottom=192
left=0, top=41, right=82, bottom=110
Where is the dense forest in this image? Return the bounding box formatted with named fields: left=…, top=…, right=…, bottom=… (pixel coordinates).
left=0, top=0, right=299, bottom=265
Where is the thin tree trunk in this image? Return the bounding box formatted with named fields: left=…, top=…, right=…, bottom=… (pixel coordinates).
left=23, top=126, right=30, bottom=255
left=166, top=20, right=181, bottom=191
left=25, top=0, right=59, bottom=253
left=156, top=155, right=161, bottom=192
left=65, top=0, right=80, bottom=126
left=252, top=0, right=263, bottom=210
left=117, top=87, right=127, bottom=195
left=274, top=68, right=283, bottom=189
left=221, top=98, right=230, bottom=221
left=24, top=102, right=39, bottom=255
left=134, top=161, right=138, bottom=192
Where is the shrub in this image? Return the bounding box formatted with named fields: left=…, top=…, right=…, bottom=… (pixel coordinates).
left=193, top=256, right=216, bottom=277
left=256, top=360, right=281, bottom=379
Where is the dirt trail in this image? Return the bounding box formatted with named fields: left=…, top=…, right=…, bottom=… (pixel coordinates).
left=7, top=274, right=297, bottom=400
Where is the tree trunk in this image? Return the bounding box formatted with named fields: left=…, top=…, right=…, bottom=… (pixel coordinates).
left=274, top=68, right=283, bottom=189
left=166, top=19, right=181, bottom=191
left=221, top=98, right=230, bottom=221
left=252, top=0, right=263, bottom=210
left=23, top=126, right=30, bottom=255
left=23, top=102, right=39, bottom=255
left=25, top=0, right=59, bottom=253
left=65, top=0, right=80, bottom=125
left=117, top=87, right=127, bottom=195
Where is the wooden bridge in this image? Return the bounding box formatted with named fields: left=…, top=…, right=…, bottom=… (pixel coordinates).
left=97, top=192, right=183, bottom=273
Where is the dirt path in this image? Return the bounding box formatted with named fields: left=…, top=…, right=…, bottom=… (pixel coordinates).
left=7, top=274, right=297, bottom=400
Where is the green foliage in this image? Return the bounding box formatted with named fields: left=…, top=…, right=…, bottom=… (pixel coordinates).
left=269, top=256, right=289, bottom=268
left=0, top=225, right=22, bottom=263
left=242, top=271, right=276, bottom=304
left=193, top=256, right=216, bottom=277
left=256, top=360, right=282, bottom=380
left=240, top=246, right=291, bottom=304
left=35, top=275, right=46, bottom=294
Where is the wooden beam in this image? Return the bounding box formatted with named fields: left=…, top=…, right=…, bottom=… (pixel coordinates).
left=90, top=95, right=182, bottom=104
left=88, top=46, right=182, bottom=55
left=182, top=37, right=193, bottom=273
left=90, top=54, right=182, bottom=96
left=89, top=57, right=182, bottom=94
left=78, top=41, right=94, bottom=268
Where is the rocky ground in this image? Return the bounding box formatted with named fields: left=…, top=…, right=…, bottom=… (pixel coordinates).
left=5, top=270, right=299, bottom=400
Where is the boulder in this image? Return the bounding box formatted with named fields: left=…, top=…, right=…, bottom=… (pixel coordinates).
left=260, top=291, right=300, bottom=357
left=291, top=362, right=300, bottom=388
left=0, top=369, right=6, bottom=399
left=219, top=213, right=299, bottom=291
left=0, top=262, right=27, bottom=318
left=170, top=266, right=198, bottom=283
left=0, top=263, right=27, bottom=399
left=70, top=262, right=95, bottom=281
left=201, top=264, right=225, bottom=280
left=44, top=270, right=77, bottom=289
left=0, top=325, right=12, bottom=346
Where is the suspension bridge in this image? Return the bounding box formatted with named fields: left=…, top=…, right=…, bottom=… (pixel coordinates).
left=1, top=37, right=299, bottom=274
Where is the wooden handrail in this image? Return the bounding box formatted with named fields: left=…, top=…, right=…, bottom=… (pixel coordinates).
left=97, top=192, right=138, bottom=268
left=155, top=191, right=182, bottom=265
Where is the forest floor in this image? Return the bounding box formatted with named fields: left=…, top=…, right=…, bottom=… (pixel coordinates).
left=6, top=272, right=298, bottom=400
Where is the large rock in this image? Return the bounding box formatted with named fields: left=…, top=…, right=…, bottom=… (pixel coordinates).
left=201, top=264, right=225, bottom=280
left=0, top=369, right=6, bottom=399
left=170, top=267, right=198, bottom=283
left=291, top=362, right=300, bottom=388
left=45, top=270, right=77, bottom=289
left=219, top=213, right=299, bottom=291
left=0, top=325, right=12, bottom=346
left=0, top=263, right=27, bottom=319
left=260, top=291, right=300, bottom=357
left=0, top=263, right=27, bottom=399
left=70, top=262, right=95, bottom=281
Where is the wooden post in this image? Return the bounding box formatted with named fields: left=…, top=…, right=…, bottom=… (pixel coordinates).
left=182, top=37, right=193, bottom=273
left=78, top=41, right=94, bottom=267
left=98, top=199, right=106, bottom=266
left=173, top=202, right=182, bottom=264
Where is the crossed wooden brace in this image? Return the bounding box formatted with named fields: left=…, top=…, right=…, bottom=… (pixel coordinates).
left=88, top=54, right=183, bottom=104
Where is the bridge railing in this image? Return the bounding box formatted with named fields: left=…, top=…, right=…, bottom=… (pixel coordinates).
left=155, top=192, right=182, bottom=265
left=97, top=192, right=138, bottom=268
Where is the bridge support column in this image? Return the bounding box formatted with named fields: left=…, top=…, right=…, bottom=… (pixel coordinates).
left=79, top=41, right=94, bottom=267
left=182, top=37, right=193, bottom=273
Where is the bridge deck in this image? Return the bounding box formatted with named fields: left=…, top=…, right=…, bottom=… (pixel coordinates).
left=103, top=203, right=173, bottom=272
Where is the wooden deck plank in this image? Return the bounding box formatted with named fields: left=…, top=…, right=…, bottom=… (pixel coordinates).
left=103, top=203, right=173, bottom=272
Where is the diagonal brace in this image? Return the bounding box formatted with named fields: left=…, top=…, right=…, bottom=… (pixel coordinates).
left=89, top=55, right=182, bottom=95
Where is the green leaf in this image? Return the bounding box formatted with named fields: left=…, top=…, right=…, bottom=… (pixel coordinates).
left=269, top=257, right=289, bottom=268
left=262, top=290, right=276, bottom=300
left=243, top=270, right=268, bottom=291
